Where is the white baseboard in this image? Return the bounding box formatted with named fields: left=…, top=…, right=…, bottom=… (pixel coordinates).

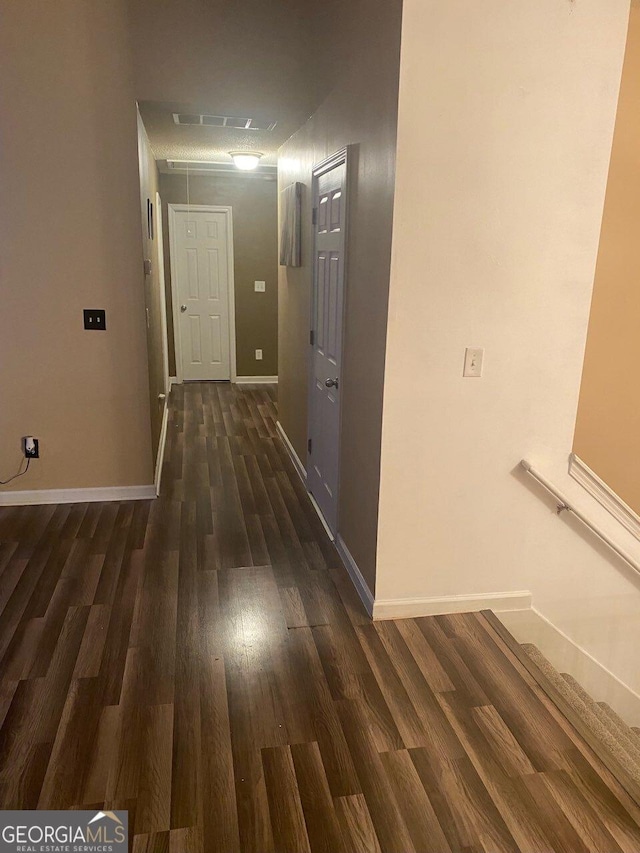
left=234, top=375, right=278, bottom=385
left=169, top=375, right=277, bottom=385
left=275, top=421, right=336, bottom=541
left=308, top=492, right=335, bottom=542
left=154, top=401, right=170, bottom=496
left=0, top=484, right=156, bottom=507
left=372, top=590, right=532, bottom=621
left=335, top=534, right=375, bottom=618
left=499, top=607, right=640, bottom=727
left=569, top=453, right=640, bottom=542
left=276, top=421, right=307, bottom=484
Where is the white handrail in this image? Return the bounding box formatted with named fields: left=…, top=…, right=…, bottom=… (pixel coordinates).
left=521, top=459, right=640, bottom=577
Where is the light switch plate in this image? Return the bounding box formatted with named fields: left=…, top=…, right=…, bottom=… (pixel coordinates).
left=84, top=309, right=106, bottom=330
left=463, top=347, right=484, bottom=377
left=255, top=349, right=263, bottom=360
left=254, top=281, right=266, bottom=292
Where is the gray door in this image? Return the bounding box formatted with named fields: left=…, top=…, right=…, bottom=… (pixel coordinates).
left=307, top=153, right=347, bottom=535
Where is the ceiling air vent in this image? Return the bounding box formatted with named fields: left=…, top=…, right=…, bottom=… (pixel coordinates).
left=173, top=113, right=277, bottom=131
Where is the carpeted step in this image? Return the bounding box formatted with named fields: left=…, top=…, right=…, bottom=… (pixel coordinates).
left=599, top=702, right=640, bottom=750
left=561, top=673, right=640, bottom=768
left=521, top=644, right=640, bottom=786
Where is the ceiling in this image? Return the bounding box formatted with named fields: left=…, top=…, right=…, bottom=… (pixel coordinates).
left=138, top=102, right=283, bottom=167
left=128, top=0, right=347, bottom=168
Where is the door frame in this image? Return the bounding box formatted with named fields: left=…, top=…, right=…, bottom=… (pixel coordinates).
left=154, top=192, right=171, bottom=495
left=167, top=203, right=237, bottom=383
left=155, top=192, right=171, bottom=397
left=306, top=146, right=350, bottom=538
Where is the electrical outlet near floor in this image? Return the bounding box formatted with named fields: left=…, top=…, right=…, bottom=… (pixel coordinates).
left=23, top=436, right=39, bottom=458
left=255, top=349, right=263, bottom=360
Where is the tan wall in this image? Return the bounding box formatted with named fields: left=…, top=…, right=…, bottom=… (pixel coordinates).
left=160, top=174, right=278, bottom=378
left=278, top=0, right=403, bottom=592
left=0, top=0, right=153, bottom=493
left=128, top=0, right=323, bottom=132
left=574, top=4, right=640, bottom=513
left=137, top=113, right=165, bottom=458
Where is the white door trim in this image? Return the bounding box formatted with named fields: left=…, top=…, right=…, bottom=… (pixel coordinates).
left=168, top=203, right=237, bottom=383
left=306, top=146, right=350, bottom=537
left=312, top=146, right=350, bottom=177
left=156, top=192, right=171, bottom=397
left=154, top=400, right=169, bottom=496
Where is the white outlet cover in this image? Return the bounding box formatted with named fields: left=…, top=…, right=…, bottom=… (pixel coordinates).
left=254, top=280, right=266, bottom=292
left=463, top=347, right=484, bottom=377
left=255, top=349, right=263, bottom=360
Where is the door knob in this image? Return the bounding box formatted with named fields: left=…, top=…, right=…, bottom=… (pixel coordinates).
left=325, top=378, right=339, bottom=388
left=180, top=304, right=187, bottom=312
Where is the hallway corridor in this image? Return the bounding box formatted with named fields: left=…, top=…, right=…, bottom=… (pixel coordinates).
left=1, top=383, right=640, bottom=851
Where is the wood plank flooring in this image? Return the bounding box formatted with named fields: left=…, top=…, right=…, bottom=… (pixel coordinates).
left=1, top=381, right=640, bottom=851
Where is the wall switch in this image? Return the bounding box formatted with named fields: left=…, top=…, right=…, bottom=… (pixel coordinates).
left=255, top=349, right=263, bottom=360
left=23, top=436, right=39, bottom=458
left=463, top=347, right=484, bottom=377
left=84, top=309, right=106, bottom=330
left=254, top=281, right=266, bottom=292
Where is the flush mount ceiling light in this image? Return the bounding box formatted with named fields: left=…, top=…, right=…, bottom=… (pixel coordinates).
left=229, top=151, right=263, bottom=171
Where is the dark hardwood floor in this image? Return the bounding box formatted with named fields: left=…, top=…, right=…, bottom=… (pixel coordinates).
left=1, top=382, right=640, bottom=852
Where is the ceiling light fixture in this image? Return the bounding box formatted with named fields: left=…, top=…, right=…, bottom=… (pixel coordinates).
left=229, top=151, right=263, bottom=171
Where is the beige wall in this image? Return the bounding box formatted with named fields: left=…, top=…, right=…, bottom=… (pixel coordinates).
left=574, top=3, right=640, bottom=514
left=137, top=112, right=165, bottom=458
left=278, top=0, right=403, bottom=591
left=127, top=0, right=360, bottom=154
left=0, top=0, right=153, bottom=492
left=160, top=174, right=278, bottom=378
left=127, top=0, right=324, bottom=133
left=375, top=0, right=640, bottom=697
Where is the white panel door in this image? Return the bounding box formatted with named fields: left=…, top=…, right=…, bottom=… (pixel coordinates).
left=173, top=209, right=232, bottom=381
left=307, top=157, right=347, bottom=534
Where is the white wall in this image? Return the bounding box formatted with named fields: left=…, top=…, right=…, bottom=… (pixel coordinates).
left=377, top=0, right=640, bottom=695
